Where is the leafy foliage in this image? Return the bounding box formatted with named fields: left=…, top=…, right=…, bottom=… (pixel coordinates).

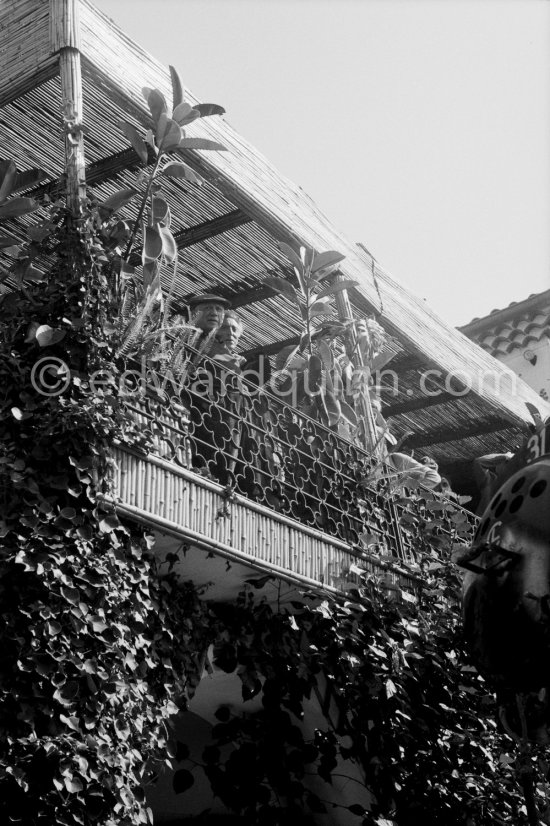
left=0, top=196, right=213, bottom=823
left=172, top=559, right=547, bottom=826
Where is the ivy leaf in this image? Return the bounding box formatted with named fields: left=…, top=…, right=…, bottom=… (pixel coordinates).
left=175, top=742, right=190, bottom=762
left=64, top=776, right=84, bottom=794
left=172, top=768, right=194, bottom=793
left=98, top=515, right=120, bottom=534
left=35, top=324, right=66, bottom=347
left=348, top=803, right=368, bottom=815
left=119, top=121, right=148, bottom=164
left=307, top=794, right=327, bottom=814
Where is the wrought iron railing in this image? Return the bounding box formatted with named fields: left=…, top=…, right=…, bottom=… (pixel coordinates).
left=120, top=352, right=477, bottom=563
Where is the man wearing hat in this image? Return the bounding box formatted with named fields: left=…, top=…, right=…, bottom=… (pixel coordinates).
left=187, top=293, right=230, bottom=342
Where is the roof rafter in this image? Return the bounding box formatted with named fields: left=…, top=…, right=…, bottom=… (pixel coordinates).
left=406, top=420, right=508, bottom=450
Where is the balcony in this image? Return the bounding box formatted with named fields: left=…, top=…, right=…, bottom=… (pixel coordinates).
left=111, top=352, right=478, bottom=596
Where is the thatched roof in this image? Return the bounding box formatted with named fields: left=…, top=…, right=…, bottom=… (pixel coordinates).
left=1, top=0, right=549, bottom=489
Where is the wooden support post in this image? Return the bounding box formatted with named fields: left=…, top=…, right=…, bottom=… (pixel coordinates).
left=332, top=272, right=381, bottom=458
left=50, top=0, right=86, bottom=214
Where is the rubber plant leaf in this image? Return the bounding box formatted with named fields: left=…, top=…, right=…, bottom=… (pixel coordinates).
left=0, top=160, right=17, bottom=202
left=13, top=168, right=48, bottom=193
left=151, top=195, right=170, bottom=226
left=325, top=390, right=342, bottom=426
left=307, top=353, right=323, bottom=393
left=143, top=225, right=163, bottom=262
left=315, top=279, right=358, bottom=300
left=169, top=64, right=184, bottom=110
left=161, top=162, right=202, bottom=184
left=178, top=138, right=226, bottom=152
left=0, top=197, right=39, bottom=220
left=278, top=242, right=304, bottom=277
left=159, top=225, right=177, bottom=263
left=311, top=250, right=346, bottom=274
left=0, top=234, right=20, bottom=248
left=119, top=121, right=148, bottom=164
left=263, top=275, right=298, bottom=300
left=159, top=119, right=183, bottom=153
left=144, top=88, right=168, bottom=123
left=100, top=188, right=138, bottom=213
left=172, top=101, right=194, bottom=124
left=194, top=103, right=226, bottom=118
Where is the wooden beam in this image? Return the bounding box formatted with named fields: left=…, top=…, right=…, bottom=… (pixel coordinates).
left=406, top=420, right=508, bottom=450
left=241, top=336, right=300, bottom=360
left=384, top=391, right=457, bottom=417
left=172, top=209, right=251, bottom=249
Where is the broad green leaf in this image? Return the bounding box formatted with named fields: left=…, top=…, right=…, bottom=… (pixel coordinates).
left=340, top=399, right=358, bottom=426
left=0, top=197, right=38, bottom=219
left=13, top=167, right=48, bottom=193
left=307, top=353, right=323, bottom=392
left=278, top=242, right=304, bottom=275
left=172, top=101, right=194, bottom=125
left=263, top=275, right=298, bottom=300
left=143, top=225, right=163, bottom=261
left=0, top=234, right=19, bottom=248
left=142, top=260, right=157, bottom=288
left=159, top=225, right=177, bottom=263
left=309, top=300, right=334, bottom=319
left=172, top=768, right=194, bottom=794
left=0, top=160, right=17, bottom=202
left=169, top=64, right=184, bottom=110
left=174, top=108, right=201, bottom=127
left=178, top=138, right=226, bottom=152
left=315, top=279, right=358, bottom=300
left=100, top=188, right=138, bottom=213
left=311, top=250, right=346, bottom=273
left=119, top=121, right=148, bottom=164
left=35, top=324, right=65, bottom=347
left=144, top=87, right=168, bottom=123
left=194, top=103, right=226, bottom=117
left=161, top=162, right=202, bottom=184
left=151, top=195, right=170, bottom=226
left=159, top=119, right=183, bottom=153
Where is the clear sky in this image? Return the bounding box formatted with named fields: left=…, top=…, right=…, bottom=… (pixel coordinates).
left=92, top=0, right=550, bottom=327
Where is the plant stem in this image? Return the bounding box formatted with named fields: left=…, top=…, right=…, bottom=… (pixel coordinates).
left=123, top=152, right=163, bottom=261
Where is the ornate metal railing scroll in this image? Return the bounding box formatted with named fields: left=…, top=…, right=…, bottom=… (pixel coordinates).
left=121, top=352, right=477, bottom=563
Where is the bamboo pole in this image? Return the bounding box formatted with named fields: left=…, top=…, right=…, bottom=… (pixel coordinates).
left=50, top=0, right=86, bottom=214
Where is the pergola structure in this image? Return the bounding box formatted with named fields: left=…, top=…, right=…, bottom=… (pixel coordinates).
left=2, top=0, right=548, bottom=497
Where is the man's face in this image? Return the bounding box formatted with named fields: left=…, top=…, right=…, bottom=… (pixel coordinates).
left=218, top=318, right=242, bottom=350
left=193, top=302, right=225, bottom=332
